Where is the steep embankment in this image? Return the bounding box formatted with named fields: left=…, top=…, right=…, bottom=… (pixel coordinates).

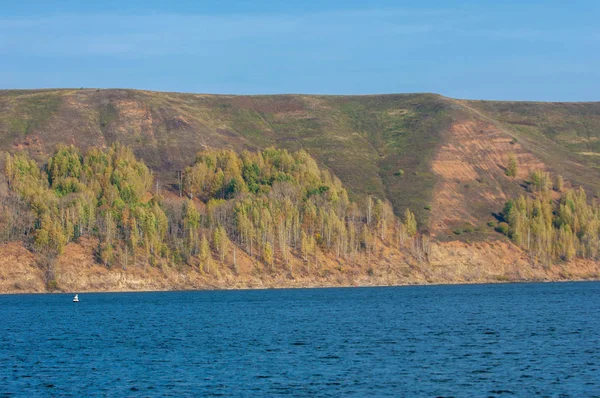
left=430, top=118, right=542, bottom=236
left=3, top=236, right=599, bottom=293
left=1, top=89, right=600, bottom=293
left=429, top=98, right=600, bottom=237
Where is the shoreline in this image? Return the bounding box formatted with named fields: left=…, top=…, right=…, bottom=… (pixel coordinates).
left=2, top=239, right=600, bottom=295
left=2, top=277, right=598, bottom=295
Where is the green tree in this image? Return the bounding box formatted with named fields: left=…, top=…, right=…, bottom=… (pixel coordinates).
left=404, top=208, right=417, bottom=237
left=199, top=234, right=211, bottom=273
left=506, top=154, right=518, bottom=177
left=554, top=174, right=564, bottom=192
left=263, top=241, right=274, bottom=268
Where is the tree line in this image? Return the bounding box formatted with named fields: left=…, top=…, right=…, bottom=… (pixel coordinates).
left=0, top=144, right=420, bottom=281
left=500, top=168, right=599, bottom=263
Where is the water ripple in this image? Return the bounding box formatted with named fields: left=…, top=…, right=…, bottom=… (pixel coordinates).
left=1, top=282, right=599, bottom=396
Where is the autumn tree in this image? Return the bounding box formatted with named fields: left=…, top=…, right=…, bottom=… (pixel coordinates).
left=506, top=154, right=518, bottom=177
left=1, top=144, right=418, bottom=279
left=404, top=208, right=417, bottom=237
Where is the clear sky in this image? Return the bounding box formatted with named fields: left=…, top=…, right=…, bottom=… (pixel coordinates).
left=1, top=1, right=598, bottom=101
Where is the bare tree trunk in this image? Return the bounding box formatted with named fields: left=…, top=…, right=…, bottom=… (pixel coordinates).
left=233, top=245, right=238, bottom=273
left=177, top=170, right=183, bottom=198
left=123, top=246, right=129, bottom=270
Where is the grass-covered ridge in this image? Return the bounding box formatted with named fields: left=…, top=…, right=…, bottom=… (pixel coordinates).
left=463, top=99, right=600, bottom=194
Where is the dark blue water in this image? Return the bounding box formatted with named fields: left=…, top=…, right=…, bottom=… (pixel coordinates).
left=1, top=283, right=600, bottom=397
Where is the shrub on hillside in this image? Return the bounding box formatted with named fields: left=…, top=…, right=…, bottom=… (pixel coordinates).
left=495, top=222, right=509, bottom=235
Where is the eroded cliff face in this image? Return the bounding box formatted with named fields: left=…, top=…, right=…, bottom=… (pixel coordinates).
left=2, top=237, right=598, bottom=294
left=0, top=242, right=45, bottom=293
left=429, top=118, right=547, bottom=236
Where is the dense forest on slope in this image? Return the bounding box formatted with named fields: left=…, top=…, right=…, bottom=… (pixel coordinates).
left=0, top=145, right=419, bottom=286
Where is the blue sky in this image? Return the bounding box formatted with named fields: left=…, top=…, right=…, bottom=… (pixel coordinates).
left=1, top=1, right=598, bottom=101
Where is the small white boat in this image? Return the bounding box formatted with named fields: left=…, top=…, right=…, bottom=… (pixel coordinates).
left=73, top=294, right=79, bottom=302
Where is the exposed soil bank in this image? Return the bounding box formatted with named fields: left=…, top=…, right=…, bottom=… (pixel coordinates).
left=1, top=239, right=598, bottom=294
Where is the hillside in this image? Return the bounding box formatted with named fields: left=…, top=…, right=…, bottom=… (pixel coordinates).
left=0, top=89, right=455, bottom=226
left=1, top=89, right=600, bottom=292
